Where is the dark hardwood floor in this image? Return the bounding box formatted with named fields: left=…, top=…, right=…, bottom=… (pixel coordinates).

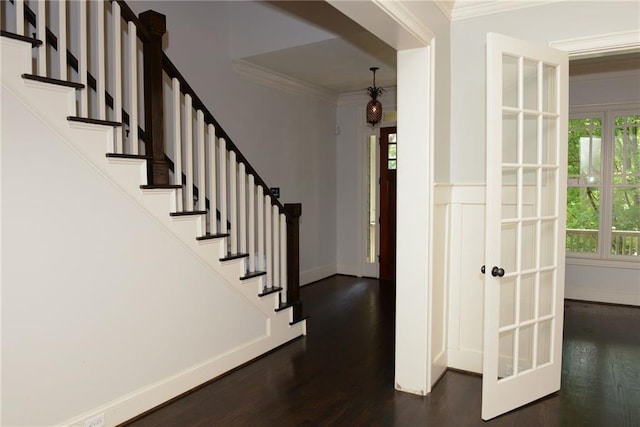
left=124, top=275, right=640, bottom=426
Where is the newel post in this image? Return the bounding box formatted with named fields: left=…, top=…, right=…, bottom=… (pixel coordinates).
left=139, top=10, right=169, bottom=186
left=284, top=203, right=302, bottom=320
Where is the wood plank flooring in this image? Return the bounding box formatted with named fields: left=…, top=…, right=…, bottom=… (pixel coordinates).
left=124, top=275, right=640, bottom=426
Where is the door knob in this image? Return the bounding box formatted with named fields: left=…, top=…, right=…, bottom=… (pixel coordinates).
left=491, top=266, right=505, bottom=277
left=481, top=265, right=486, bottom=274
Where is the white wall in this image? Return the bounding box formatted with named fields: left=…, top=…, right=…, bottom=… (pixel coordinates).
left=570, top=69, right=640, bottom=107
left=1, top=90, right=266, bottom=426
left=129, top=1, right=338, bottom=284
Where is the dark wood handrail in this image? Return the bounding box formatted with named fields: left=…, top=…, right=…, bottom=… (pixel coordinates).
left=111, top=0, right=150, bottom=42
left=161, top=55, right=287, bottom=216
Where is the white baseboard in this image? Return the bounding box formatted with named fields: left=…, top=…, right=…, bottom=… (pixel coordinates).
left=565, top=286, right=640, bottom=306
left=300, top=263, right=337, bottom=286
left=60, top=321, right=304, bottom=427
left=431, top=350, right=448, bottom=389
left=336, top=264, right=359, bottom=276
left=447, top=348, right=483, bottom=374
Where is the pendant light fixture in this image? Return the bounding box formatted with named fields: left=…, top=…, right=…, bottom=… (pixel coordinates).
left=366, top=67, right=384, bottom=126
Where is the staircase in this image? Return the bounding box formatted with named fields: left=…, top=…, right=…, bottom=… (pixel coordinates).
left=1, top=1, right=306, bottom=425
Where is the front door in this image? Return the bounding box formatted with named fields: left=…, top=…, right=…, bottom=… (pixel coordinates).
left=379, top=126, right=397, bottom=281
left=482, top=33, right=568, bottom=420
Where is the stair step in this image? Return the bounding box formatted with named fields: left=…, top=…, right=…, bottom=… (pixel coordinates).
left=170, top=210, right=207, bottom=217
left=240, top=271, right=267, bottom=281
left=196, top=233, right=229, bottom=241
left=275, top=300, right=301, bottom=312
left=290, top=315, right=309, bottom=326
left=1, top=30, right=42, bottom=46
left=22, top=73, right=84, bottom=89
left=140, top=184, right=182, bottom=190
left=220, top=253, right=249, bottom=262
left=106, top=153, right=151, bottom=160
left=258, top=286, right=282, bottom=297
left=67, top=116, right=123, bottom=127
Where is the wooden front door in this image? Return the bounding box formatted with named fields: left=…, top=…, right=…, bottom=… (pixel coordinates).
left=379, top=126, right=397, bottom=281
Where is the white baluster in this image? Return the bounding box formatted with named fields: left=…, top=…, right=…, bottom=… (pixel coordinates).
left=239, top=163, right=247, bottom=255
left=58, top=0, right=67, bottom=80
left=229, top=151, right=238, bottom=255
left=280, top=213, right=287, bottom=302
left=207, top=124, right=217, bottom=234
left=197, top=110, right=206, bottom=211
left=37, top=0, right=46, bottom=76
left=273, top=205, right=280, bottom=288
left=127, top=21, right=138, bottom=154
left=15, top=0, right=24, bottom=36
left=265, top=197, right=272, bottom=287
left=172, top=79, right=183, bottom=210
left=96, top=0, right=106, bottom=120
left=79, top=1, right=88, bottom=117
left=184, top=94, right=194, bottom=211
left=112, top=2, right=122, bottom=152
left=219, top=138, right=227, bottom=239
left=258, top=190, right=265, bottom=272
left=248, top=175, right=256, bottom=272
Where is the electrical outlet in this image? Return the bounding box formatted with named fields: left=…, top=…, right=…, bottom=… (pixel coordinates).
left=85, top=413, right=105, bottom=427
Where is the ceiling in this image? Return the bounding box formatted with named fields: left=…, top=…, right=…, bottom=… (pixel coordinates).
left=236, top=1, right=639, bottom=96
left=237, top=1, right=397, bottom=95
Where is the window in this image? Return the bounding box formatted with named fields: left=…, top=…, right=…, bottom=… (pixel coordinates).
left=367, top=135, right=377, bottom=263
left=388, top=132, right=397, bottom=170
left=567, top=107, right=639, bottom=260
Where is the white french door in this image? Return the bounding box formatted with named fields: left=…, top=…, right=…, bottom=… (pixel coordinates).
left=483, top=33, right=568, bottom=420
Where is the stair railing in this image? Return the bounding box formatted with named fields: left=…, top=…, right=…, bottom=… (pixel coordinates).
left=1, top=0, right=303, bottom=318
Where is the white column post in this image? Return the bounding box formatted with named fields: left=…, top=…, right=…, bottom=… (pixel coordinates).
left=184, top=94, right=194, bottom=211
left=207, top=124, right=217, bottom=234
left=272, top=205, right=280, bottom=288
left=219, top=139, right=228, bottom=239
left=280, top=213, right=287, bottom=302
left=96, top=1, right=106, bottom=119
left=248, top=175, right=256, bottom=272
left=127, top=21, right=138, bottom=154
left=257, top=190, right=265, bottom=272
left=58, top=0, right=67, bottom=80
left=172, top=79, right=183, bottom=211
left=239, top=163, right=247, bottom=255
left=79, top=1, right=89, bottom=117
left=15, top=0, right=24, bottom=36
left=112, top=1, right=122, bottom=152
left=197, top=110, right=206, bottom=211
left=37, top=0, right=46, bottom=76
left=265, top=197, right=272, bottom=287
left=229, top=151, right=238, bottom=254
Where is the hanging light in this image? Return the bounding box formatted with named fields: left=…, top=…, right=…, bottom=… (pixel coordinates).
left=366, top=67, right=384, bottom=126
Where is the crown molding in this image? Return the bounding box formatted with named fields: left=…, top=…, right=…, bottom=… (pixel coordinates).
left=371, top=0, right=434, bottom=45
left=450, top=0, right=560, bottom=21
left=232, top=60, right=338, bottom=104
left=433, top=1, right=454, bottom=20
left=550, top=29, right=640, bottom=59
